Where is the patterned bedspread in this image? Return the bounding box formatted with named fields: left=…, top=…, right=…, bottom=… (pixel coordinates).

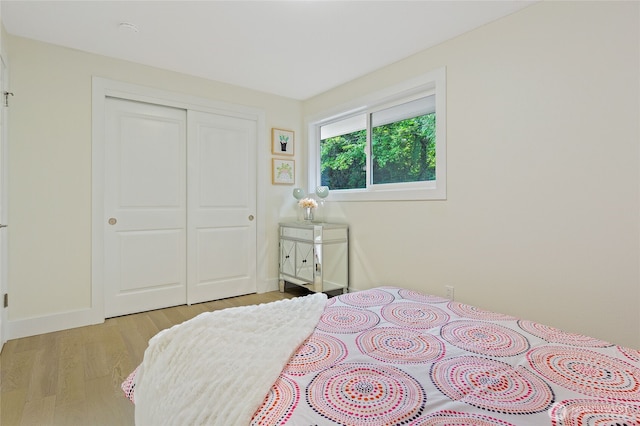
left=124, top=286, right=640, bottom=425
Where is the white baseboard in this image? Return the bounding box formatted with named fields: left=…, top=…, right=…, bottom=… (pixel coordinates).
left=7, top=280, right=281, bottom=341
left=7, top=307, right=103, bottom=340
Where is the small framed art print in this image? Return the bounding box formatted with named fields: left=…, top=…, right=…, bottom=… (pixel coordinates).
left=272, top=158, right=295, bottom=185
left=272, top=128, right=294, bottom=156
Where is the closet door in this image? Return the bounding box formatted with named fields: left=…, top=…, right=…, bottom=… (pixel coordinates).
left=104, top=98, right=187, bottom=317
left=187, top=110, right=257, bottom=303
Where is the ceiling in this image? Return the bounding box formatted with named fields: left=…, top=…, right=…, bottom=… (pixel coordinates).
left=1, top=1, right=535, bottom=100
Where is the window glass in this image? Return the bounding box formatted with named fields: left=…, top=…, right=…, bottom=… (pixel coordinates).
left=320, top=123, right=366, bottom=190
left=371, top=96, right=435, bottom=184
left=320, top=114, right=366, bottom=190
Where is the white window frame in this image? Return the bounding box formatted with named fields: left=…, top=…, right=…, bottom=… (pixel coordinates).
left=306, top=66, right=446, bottom=202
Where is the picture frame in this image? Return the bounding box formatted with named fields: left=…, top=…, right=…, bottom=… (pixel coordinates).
left=272, top=158, right=295, bottom=185
left=271, top=128, right=295, bottom=156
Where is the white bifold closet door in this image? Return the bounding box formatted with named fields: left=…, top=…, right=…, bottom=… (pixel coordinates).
left=103, top=98, right=256, bottom=318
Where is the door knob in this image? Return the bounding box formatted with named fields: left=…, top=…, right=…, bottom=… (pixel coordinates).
left=108, top=218, right=117, bottom=225
left=0, top=224, right=6, bottom=228
left=248, top=215, right=255, bottom=221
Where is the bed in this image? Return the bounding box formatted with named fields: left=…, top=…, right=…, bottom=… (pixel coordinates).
left=122, top=286, right=640, bottom=425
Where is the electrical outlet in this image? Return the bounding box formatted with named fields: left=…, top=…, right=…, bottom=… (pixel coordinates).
left=445, top=285, right=454, bottom=300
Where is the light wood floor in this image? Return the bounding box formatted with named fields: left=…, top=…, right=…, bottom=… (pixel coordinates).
left=0, top=289, right=308, bottom=426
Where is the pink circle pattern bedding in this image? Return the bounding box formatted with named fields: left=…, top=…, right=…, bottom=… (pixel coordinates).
left=252, top=287, right=640, bottom=424
left=251, top=374, right=299, bottom=426
left=429, top=355, right=554, bottom=415
left=356, top=326, right=446, bottom=364
left=316, top=306, right=380, bottom=334
left=409, top=410, right=517, bottom=425
left=281, top=333, right=348, bottom=377
left=526, top=346, right=640, bottom=400
left=306, top=363, right=427, bottom=425
left=518, top=320, right=613, bottom=348
left=398, top=288, right=450, bottom=304
left=381, top=302, right=450, bottom=329
left=549, top=399, right=640, bottom=426
left=440, top=320, right=530, bottom=357
left=447, top=301, right=517, bottom=321
left=122, top=286, right=640, bottom=425
left=340, top=288, right=396, bottom=307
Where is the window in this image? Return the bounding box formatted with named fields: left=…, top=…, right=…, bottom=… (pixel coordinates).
left=320, top=115, right=366, bottom=190
left=308, top=67, right=446, bottom=201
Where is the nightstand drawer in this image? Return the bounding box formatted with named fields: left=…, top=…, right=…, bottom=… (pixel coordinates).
left=281, top=227, right=313, bottom=240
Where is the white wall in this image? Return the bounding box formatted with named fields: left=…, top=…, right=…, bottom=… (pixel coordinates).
left=5, top=1, right=640, bottom=349
left=304, top=1, right=640, bottom=348
left=6, top=35, right=301, bottom=329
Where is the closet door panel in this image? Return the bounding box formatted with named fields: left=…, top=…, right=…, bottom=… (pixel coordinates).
left=187, top=110, right=257, bottom=303
left=104, top=98, right=187, bottom=317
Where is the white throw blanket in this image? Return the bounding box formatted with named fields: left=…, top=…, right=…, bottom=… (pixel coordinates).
left=134, top=293, right=328, bottom=426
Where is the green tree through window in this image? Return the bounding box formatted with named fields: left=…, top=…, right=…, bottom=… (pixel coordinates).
left=372, top=113, right=435, bottom=184
left=320, top=129, right=366, bottom=189
left=320, top=113, right=435, bottom=189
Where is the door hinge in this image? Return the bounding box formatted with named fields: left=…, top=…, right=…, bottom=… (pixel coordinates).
left=3, top=293, right=7, bottom=308
left=3, top=91, right=13, bottom=107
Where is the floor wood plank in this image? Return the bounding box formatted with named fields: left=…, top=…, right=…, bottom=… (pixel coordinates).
left=0, top=290, right=301, bottom=425
left=20, top=395, right=55, bottom=426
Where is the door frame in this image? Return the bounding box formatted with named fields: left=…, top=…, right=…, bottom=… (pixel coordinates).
left=91, top=77, right=267, bottom=321
left=0, top=54, right=8, bottom=350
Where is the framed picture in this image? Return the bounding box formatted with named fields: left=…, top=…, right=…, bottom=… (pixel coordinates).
left=272, top=128, right=294, bottom=156
left=272, top=158, right=295, bottom=185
